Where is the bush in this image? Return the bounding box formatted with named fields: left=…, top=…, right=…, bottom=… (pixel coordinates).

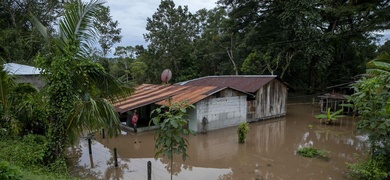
left=237, top=122, right=250, bottom=143
left=0, top=134, right=72, bottom=179
left=0, top=161, right=23, bottom=180
left=297, top=147, right=328, bottom=158
left=0, top=134, right=47, bottom=167
left=347, top=156, right=389, bottom=180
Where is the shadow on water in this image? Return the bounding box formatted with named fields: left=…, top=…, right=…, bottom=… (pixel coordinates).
left=69, top=104, right=367, bottom=180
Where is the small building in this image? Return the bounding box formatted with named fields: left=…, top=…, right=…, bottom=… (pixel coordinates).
left=178, top=75, right=289, bottom=122
left=114, top=84, right=250, bottom=133
left=3, top=63, right=45, bottom=89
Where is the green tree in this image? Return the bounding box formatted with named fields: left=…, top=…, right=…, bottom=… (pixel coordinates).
left=217, top=0, right=389, bottom=91
left=0, top=0, right=63, bottom=64
left=193, top=7, right=239, bottom=76
left=31, top=0, right=131, bottom=163
left=144, top=0, right=198, bottom=82
left=94, top=5, right=122, bottom=57
left=378, top=40, right=390, bottom=54
left=150, top=100, right=195, bottom=180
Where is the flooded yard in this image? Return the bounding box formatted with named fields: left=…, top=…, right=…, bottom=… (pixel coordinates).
left=70, top=104, right=367, bottom=180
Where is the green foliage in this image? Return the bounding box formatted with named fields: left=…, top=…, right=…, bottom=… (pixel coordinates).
left=0, top=160, right=23, bottom=180
left=314, top=108, right=345, bottom=124
left=347, top=156, right=389, bottom=180
left=297, top=147, right=328, bottom=158
left=31, top=0, right=132, bottom=163
left=93, top=5, right=122, bottom=57
left=144, top=0, right=198, bottom=82
left=150, top=100, right=195, bottom=160
left=150, top=100, right=195, bottom=179
left=7, top=83, right=47, bottom=135
left=0, top=136, right=74, bottom=180
left=348, top=54, right=390, bottom=178
left=237, top=122, right=249, bottom=143
left=0, top=0, right=62, bottom=64
left=0, top=134, right=47, bottom=168
left=366, top=53, right=390, bottom=76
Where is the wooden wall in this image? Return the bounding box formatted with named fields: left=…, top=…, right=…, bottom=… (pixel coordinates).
left=248, top=79, right=287, bottom=121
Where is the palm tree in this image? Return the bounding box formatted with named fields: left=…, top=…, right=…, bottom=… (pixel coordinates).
left=31, top=0, right=131, bottom=162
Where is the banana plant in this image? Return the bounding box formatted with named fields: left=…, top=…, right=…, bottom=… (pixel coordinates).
left=315, top=108, right=345, bottom=124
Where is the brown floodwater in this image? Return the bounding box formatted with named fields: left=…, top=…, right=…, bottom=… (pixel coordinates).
left=69, top=104, right=367, bottom=180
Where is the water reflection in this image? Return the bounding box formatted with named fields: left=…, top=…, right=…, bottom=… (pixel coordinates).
left=70, top=104, right=368, bottom=180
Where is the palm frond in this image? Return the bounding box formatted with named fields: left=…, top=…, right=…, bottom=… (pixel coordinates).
left=366, top=53, right=390, bottom=76
left=58, top=0, right=104, bottom=57
left=74, top=61, right=133, bottom=102
left=67, top=97, right=121, bottom=145
left=29, top=14, right=49, bottom=43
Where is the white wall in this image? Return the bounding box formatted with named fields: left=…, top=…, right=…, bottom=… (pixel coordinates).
left=194, top=96, right=247, bottom=133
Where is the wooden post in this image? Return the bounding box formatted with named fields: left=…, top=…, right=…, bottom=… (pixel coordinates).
left=102, top=128, right=105, bottom=139
left=88, top=138, right=92, bottom=155
left=114, top=148, right=118, bottom=167
left=147, top=161, right=152, bottom=180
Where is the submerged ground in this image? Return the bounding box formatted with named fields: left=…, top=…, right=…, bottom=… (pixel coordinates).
left=69, top=104, right=366, bottom=180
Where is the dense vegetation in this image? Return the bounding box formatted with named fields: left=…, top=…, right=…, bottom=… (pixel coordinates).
left=1, top=0, right=130, bottom=178
left=0, top=0, right=390, bottom=179
left=347, top=54, right=390, bottom=179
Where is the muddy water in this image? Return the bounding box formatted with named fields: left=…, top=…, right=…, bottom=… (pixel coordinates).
left=70, top=104, right=367, bottom=180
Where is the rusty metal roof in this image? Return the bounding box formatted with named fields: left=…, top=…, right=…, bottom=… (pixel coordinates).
left=114, top=84, right=246, bottom=113
left=178, top=75, right=281, bottom=93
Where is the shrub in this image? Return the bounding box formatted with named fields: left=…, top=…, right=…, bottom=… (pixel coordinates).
left=297, top=147, right=328, bottom=158
left=347, top=156, right=389, bottom=180
left=237, top=122, right=250, bottom=143
left=0, top=161, right=23, bottom=180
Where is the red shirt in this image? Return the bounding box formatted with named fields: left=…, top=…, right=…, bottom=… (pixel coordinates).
left=131, top=114, right=139, bottom=124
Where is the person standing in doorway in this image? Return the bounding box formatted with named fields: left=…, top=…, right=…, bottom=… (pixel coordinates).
left=132, top=110, right=139, bottom=133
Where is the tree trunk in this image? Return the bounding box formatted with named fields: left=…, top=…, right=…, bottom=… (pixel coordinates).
left=308, top=56, right=318, bottom=94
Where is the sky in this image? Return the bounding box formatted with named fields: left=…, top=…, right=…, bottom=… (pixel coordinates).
left=104, top=0, right=219, bottom=53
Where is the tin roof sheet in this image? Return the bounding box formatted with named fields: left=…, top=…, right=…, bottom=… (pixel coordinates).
left=3, top=63, right=41, bottom=75
left=178, top=75, right=280, bottom=93
left=114, top=84, right=244, bottom=113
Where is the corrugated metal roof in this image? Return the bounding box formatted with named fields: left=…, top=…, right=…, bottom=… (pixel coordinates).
left=114, top=84, right=250, bottom=113
left=3, top=63, right=41, bottom=75
left=178, top=75, right=279, bottom=93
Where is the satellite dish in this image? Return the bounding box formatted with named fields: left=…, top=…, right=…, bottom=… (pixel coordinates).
left=161, top=69, right=172, bottom=83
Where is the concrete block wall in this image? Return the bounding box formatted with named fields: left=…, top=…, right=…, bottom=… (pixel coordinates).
left=195, top=96, right=247, bottom=132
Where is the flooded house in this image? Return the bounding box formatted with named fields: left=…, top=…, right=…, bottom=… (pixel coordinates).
left=178, top=75, right=289, bottom=122
left=114, top=84, right=250, bottom=133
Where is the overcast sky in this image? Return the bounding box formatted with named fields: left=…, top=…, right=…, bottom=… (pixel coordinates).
left=104, top=0, right=219, bottom=54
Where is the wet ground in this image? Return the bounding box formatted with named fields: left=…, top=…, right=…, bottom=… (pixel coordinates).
left=69, top=104, right=367, bottom=180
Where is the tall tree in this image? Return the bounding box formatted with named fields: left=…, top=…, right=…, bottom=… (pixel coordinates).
left=144, top=0, right=198, bottom=82
left=31, top=0, right=131, bottom=163
left=0, top=0, right=63, bottom=64
left=218, top=0, right=390, bottom=92
left=94, top=5, right=122, bottom=57
left=193, top=7, right=239, bottom=76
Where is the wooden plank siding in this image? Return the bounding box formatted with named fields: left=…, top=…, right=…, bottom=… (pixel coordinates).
left=248, top=79, right=287, bottom=121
